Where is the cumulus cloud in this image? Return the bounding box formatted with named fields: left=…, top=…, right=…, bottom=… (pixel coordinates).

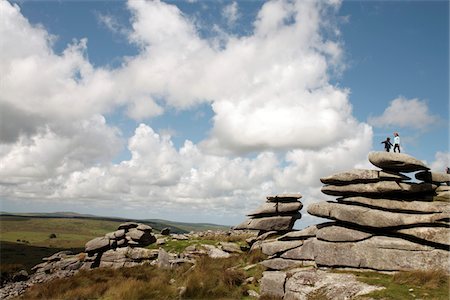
left=429, top=151, right=450, bottom=172
left=0, top=0, right=375, bottom=224
left=222, top=1, right=239, bottom=26
left=368, top=96, right=440, bottom=130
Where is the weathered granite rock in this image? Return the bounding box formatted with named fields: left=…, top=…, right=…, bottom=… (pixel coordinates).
left=220, top=242, right=242, bottom=253
left=118, top=222, right=139, bottom=230
left=368, top=151, right=429, bottom=172
left=278, top=225, right=318, bottom=241
left=322, top=181, right=436, bottom=197
left=247, top=202, right=303, bottom=216
left=396, top=226, right=450, bottom=246
left=157, top=248, right=170, bottom=269
left=259, top=258, right=306, bottom=270
left=320, top=169, right=409, bottom=185
left=308, top=202, right=447, bottom=228
left=316, top=225, right=372, bottom=242
left=267, top=193, right=302, bottom=202
left=260, top=271, right=286, bottom=298
left=338, top=197, right=449, bottom=213
left=281, top=238, right=316, bottom=261
left=136, top=224, right=152, bottom=232
left=160, top=228, right=171, bottom=235
left=113, top=229, right=126, bottom=238
left=434, top=192, right=450, bottom=202
left=42, top=251, right=72, bottom=262
left=203, top=245, right=231, bottom=258
left=85, top=237, right=110, bottom=253
left=235, top=215, right=301, bottom=231
left=284, top=269, right=384, bottom=300
left=313, top=236, right=449, bottom=271
left=415, top=171, right=450, bottom=184
left=261, top=240, right=304, bottom=256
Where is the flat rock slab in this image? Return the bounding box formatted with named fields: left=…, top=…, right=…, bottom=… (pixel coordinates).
left=259, top=258, right=307, bottom=270
left=267, top=194, right=302, bottom=202
left=220, top=242, right=242, bottom=253
left=307, top=201, right=448, bottom=228
left=261, top=240, right=304, bottom=256
left=278, top=225, right=318, bottom=241
left=235, top=215, right=300, bottom=231
left=316, top=225, right=372, bottom=242
left=396, top=226, right=450, bottom=247
left=368, top=151, right=429, bottom=172
left=320, top=169, right=409, bottom=185
left=247, top=202, right=303, bottom=216
left=416, top=171, right=450, bottom=184
left=203, top=245, right=231, bottom=258
left=322, top=181, right=436, bottom=197
left=338, top=197, right=450, bottom=213
left=260, top=271, right=286, bottom=298
left=284, top=269, right=384, bottom=300
left=313, top=236, right=450, bottom=271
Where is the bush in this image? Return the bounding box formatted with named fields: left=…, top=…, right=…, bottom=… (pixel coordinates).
left=49, top=233, right=57, bottom=239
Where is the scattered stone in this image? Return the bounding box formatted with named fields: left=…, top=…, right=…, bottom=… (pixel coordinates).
left=160, top=228, right=171, bottom=235
left=247, top=290, right=260, bottom=298
left=157, top=248, right=170, bottom=269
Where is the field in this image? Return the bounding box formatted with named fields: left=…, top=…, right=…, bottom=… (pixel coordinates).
left=0, top=213, right=229, bottom=272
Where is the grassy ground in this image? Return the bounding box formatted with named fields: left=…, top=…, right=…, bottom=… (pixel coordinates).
left=18, top=252, right=266, bottom=300
left=0, top=216, right=122, bottom=248
left=0, top=241, right=83, bottom=273
left=338, top=269, right=450, bottom=300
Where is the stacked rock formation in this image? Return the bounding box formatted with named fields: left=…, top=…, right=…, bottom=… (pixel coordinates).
left=234, top=194, right=303, bottom=232
left=255, top=152, right=449, bottom=280
left=85, top=222, right=156, bottom=256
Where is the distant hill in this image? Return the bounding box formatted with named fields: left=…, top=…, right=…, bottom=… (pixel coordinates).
left=0, top=212, right=230, bottom=233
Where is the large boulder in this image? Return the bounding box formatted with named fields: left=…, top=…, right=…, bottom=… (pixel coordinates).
left=368, top=151, right=429, bottom=172
left=321, top=181, right=436, bottom=197
left=278, top=225, right=319, bottom=241
left=320, top=169, right=409, bottom=185
left=307, top=202, right=447, bottom=228
left=118, top=222, right=139, bottom=230
left=261, top=240, right=304, bottom=256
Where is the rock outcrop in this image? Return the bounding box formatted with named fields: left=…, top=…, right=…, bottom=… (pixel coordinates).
left=85, top=222, right=156, bottom=255
left=254, top=152, right=449, bottom=285
left=234, top=194, right=303, bottom=232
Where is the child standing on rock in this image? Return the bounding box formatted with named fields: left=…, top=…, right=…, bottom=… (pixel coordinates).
left=393, top=132, right=401, bottom=153
left=381, top=137, right=393, bottom=152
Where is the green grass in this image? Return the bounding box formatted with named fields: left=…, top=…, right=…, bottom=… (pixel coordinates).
left=0, top=216, right=121, bottom=248
left=0, top=241, right=83, bottom=272
left=18, top=252, right=267, bottom=300
left=337, top=269, right=450, bottom=300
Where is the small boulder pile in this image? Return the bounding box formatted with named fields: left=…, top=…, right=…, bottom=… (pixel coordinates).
left=234, top=194, right=303, bottom=232
left=85, top=222, right=156, bottom=255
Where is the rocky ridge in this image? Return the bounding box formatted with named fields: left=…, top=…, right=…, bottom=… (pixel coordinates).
left=256, top=152, right=449, bottom=298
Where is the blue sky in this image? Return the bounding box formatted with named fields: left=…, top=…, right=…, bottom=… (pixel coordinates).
left=0, top=0, right=448, bottom=226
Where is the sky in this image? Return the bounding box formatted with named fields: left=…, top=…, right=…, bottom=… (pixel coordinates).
left=0, top=0, right=448, bottom=227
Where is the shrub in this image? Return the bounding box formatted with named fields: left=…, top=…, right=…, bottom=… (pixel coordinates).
left=49, top=233, right=57, bottom=239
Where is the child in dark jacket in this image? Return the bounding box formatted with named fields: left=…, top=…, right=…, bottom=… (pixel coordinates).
left=381, top=137, right=393, bottom=152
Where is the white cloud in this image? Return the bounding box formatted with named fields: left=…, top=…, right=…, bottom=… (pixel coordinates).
left=222, top=1, right=239, bottom=26
left=0, top=0, right=375, bottom=225
left=429, top=151, right=450, bottom=172
left=368, top=96, right=440, bottom=130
